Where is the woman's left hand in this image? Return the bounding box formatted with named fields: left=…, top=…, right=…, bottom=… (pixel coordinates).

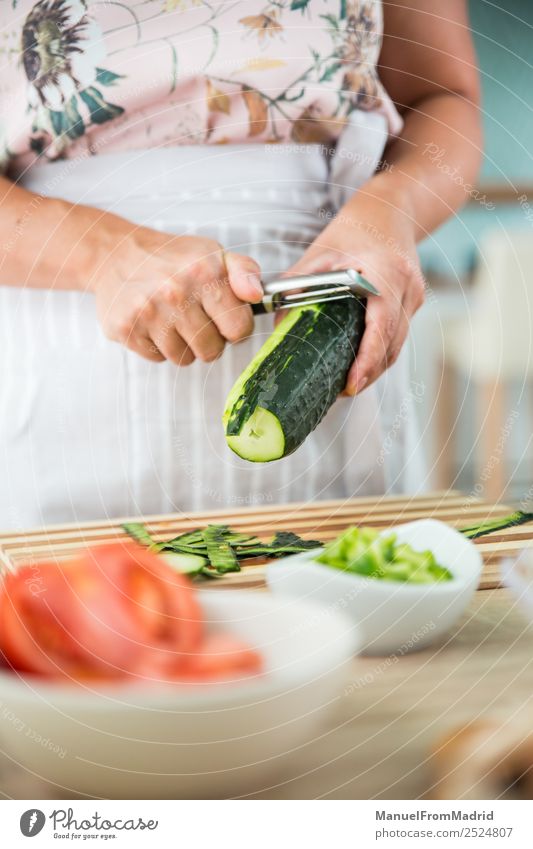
left=285, top=187, right=426, bottom=396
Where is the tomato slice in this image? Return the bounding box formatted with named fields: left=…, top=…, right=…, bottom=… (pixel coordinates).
left=64, top=545, right=204, bottom=678
left=0, top=563, right=79, bottom=677
left=88, top=544, right=203, bottom=654
left=181, top=633, right=263, bottom=681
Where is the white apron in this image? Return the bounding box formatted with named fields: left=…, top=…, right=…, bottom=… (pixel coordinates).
left=0, top=113, right=425, bottom=529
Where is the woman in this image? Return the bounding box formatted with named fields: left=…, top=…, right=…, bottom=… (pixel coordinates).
left=0, top=1, right=480, bottom=528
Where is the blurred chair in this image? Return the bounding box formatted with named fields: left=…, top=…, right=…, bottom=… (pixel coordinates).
left=435, top=229, right=533, bottom=501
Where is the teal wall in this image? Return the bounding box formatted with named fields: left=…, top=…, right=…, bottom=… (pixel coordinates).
left=418, top=0, right=533, bottom=276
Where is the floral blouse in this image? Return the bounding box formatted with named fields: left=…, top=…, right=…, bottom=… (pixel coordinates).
left=0, top=0, right=401, bottom=176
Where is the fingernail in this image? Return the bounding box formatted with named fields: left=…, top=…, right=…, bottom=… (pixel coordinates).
left=248, top=273, right=263, bottom=295
left=348, top=376, right=367, bottom=396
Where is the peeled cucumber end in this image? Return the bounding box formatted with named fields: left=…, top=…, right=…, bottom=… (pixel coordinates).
left=226, top=406, right=285, bottom=462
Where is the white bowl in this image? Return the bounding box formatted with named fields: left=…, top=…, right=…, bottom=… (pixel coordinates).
left=0, top=590, right=358, bottom=799
left=266, top=519, right=483, bottom=655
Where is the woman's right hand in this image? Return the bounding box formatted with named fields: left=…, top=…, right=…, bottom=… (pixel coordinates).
left=90, top=222, right=263, bottom=365
left=0, top=178, right=262, bottom=365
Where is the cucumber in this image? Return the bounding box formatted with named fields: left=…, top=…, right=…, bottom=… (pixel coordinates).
left=223, top=298, right=366, bottom=462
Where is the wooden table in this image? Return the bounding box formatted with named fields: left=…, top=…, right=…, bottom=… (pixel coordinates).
left=1, top=491, right=532, bottom=800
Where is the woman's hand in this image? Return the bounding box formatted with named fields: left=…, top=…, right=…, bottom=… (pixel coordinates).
left=285, top=185, right=425, bottom=395
left=91, top=222, right=262, bottom=365
left=0, top=177, right=263, bottom=366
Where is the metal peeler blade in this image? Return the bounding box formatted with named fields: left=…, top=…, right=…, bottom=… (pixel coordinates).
left=251, top=269, right=379, bottom=314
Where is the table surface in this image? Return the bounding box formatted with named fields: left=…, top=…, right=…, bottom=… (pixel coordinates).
left=1, top=491, right=532, bottom=799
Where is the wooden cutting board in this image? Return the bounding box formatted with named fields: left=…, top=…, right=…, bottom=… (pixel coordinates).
left=0, top=491, right=529, bottom=590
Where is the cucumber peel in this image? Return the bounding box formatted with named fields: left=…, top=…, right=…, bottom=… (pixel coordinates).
left=459, top=510, right=533, bottom=539
left=122, top=522, right=322, bottom=578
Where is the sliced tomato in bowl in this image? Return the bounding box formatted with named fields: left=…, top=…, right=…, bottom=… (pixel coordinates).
left=0, top=543, right=261, bottom=684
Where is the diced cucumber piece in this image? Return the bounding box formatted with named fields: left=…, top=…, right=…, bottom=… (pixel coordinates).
left=160, top=551, right=207, bottom=576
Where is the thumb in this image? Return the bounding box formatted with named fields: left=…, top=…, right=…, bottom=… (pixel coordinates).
left=224, top=251, right=263, bottom=303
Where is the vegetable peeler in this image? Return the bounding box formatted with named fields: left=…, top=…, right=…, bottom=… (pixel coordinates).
left=251, top=269, right=380, bottom=314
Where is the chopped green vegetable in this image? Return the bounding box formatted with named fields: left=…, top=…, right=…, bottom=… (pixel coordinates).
left=316, top=526, right=453, bottom=584
left=121, top=522, right=322, bottom=577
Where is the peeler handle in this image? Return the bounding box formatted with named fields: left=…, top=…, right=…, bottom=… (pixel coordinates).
left=251, top=301, right=269, bottom=315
